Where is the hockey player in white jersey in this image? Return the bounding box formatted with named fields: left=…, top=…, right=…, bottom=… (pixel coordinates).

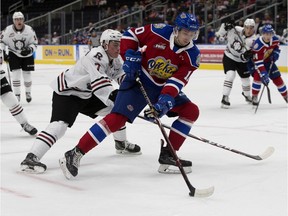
left=20, top=29, right=141, bottom=173
left=0, top=49, right=37, bottom=135
left=216, top=18, right=257, bottom=108
left=0, top=11, right=38, bottom=103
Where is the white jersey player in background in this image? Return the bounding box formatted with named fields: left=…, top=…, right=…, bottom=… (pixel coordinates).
left=0, top=49, right=37, bottom=135
left=0, top=11, right=38, bottom=103
left=20, top=29, right=141, bottom=173
left=216, top=18, right=257, bottom=108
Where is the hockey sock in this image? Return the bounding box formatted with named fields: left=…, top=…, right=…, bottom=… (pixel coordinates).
left=1, top=91, right=27, bottom=124
left=272, top=76, right=287, bottom=98
left=241, top=77, right=251, bottom=97
left=77, top=113, right=128, bottom=153
left=252, top=72, right=261, bottom=96
left=169, top=118, right=193, bottom=150
left=168, top=102, right=198, bottom=150
left=31, top=121, right=68, bottom=159
left=11, top=69, right=21, bottom=95
left=222, top=70, right=236, bottom=96
left=23, top=70, right=32, bottom=93
left=112, top=126, right=127, bottom=142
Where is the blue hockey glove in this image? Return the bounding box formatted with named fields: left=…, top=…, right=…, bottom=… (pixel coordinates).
left=246, top=59, right=255, bottom=74
left=144, top=94, right=175, bottom=121
left=260, top=71, right=270, bottom=86
left=123, top=49, right=142, bottom=79
left=21, top=47, right=33, bottom=56
left=270, top=48, right=280, bottom=62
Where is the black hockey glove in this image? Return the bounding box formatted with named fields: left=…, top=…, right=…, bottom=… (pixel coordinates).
left=108, top=89, right=118, bottom=102
left=3, top=52, right=9, bottom=62
left=21, top=47, right=33, bottom=56
left=241, top=50, right=253, bottom=61
left=224, top=19, right=235, bottom=31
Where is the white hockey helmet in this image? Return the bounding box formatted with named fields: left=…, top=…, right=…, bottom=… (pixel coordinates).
left=100, top=29, right=122, bottom=46
left=13, top=11, right=24, bottom=20
left=244, top=19, right=255, bottom=27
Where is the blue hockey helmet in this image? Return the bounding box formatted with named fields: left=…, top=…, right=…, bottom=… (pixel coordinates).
left=175, top=12, right=199, bottom=32
left=261, top=24, right=275, bottom=34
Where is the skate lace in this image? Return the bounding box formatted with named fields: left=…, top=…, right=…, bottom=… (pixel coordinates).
left=124, top=141, right=135, bottom=150
left=72, top=150, right=83, bottom=168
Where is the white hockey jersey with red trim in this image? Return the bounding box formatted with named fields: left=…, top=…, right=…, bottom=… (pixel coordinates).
left=50, top=46, right=125, bottom=106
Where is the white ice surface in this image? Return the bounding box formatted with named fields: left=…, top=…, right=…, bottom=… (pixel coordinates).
left=1, top=64, right=287, bottom=216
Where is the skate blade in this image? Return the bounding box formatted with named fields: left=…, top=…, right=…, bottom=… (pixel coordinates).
left=59, top=158, right=73, bottom=180
left=158, top=164, right=192, bottom=174
left=116, top=149, right=142, bottom=155
left=20, top=165, right=46, bottom=174
left=221, top=104, right=229, bottom=109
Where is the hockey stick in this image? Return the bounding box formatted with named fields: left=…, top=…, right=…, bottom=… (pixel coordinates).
left=6, top=62, right=12, bottom=86
left=138, top=115, right=275, bottom=161
left=136, top=77, right=214, bottom=197
left=254, top=61, right=274, bottom=113
left=254, top=85, right=265, bottom=114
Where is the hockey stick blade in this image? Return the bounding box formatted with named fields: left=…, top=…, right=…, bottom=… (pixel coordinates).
left=191, top=186, right=215, bottom=198
left=254, top=146, right=275, bottom=160
left=138, top=115, right=275, bottom=161
left=266, top=86, right=272, bottom=104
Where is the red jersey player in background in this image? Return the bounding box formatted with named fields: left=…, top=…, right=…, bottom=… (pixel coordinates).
left=250, top=24, right=287, bottom=105
left=59, top=12, right=201, bottom=179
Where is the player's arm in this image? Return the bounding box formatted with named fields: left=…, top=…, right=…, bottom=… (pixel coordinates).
left=21, top=27, right=38, bottom=56
left=88, top=51, right=115, bottom=105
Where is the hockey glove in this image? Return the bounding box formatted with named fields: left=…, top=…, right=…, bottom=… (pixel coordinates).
left=3, top=52, right=9, bottom=62
left=144, top=94, right=175, bottom=121
left=270, top=48, right=280, bottom=62
left=246, top=59, right=255, bottom=74
left=21, top=47, right=33, bottom=56
left=108, top=89, right=118, bottom=102
left=260, top=71, right=270, bottom=86
left=123, top=49, right=142, bottom=80
left=224, top=19, right=235, bottom=31
left=241, top=50, right=253, bottom=61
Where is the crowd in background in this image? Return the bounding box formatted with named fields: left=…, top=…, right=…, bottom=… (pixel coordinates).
left=36, top=0, right=287, bottom=45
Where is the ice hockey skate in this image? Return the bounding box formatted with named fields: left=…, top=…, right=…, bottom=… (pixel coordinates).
left=221, top=95, right=230, bottom=108
left=26, top=92, right=32, bottom=103
left=115, top=140, right=142, bottom=155
left=59, top=147, right=83, bottom=179
left=252, top=96, right=259, bottom=106
left=241, top=92, right=252, bottom=103
left=158, top=140, right=192, bottom=174
left=20, top=153, right=47, bottom=173
left=21, top=122, right=38, bottom=135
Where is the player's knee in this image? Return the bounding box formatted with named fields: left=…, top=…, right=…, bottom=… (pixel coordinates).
left=226, top=70, right=236, bottom=81
left=45, top=121, right=68, bottom=140
left=179, top=102, right=199, bottom=122
left=103, top=113, right=128, bottom=132
left=1, top=91, right=18, bottom=108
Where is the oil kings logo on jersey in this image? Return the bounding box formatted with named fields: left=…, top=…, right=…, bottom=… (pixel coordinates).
left=263, top=48, right=273, bottom=60
left=153, top=24, right=166, bottom=29
left=147, top=57, right=178, bottom=79
left=154, top=43, right=166, bottom=50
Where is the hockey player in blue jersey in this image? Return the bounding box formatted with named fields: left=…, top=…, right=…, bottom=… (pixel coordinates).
left=59, top=12, right=202, bottom=178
